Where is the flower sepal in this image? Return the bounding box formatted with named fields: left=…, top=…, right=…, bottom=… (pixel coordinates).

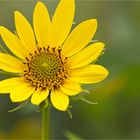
left=39, top=99, right=49, bottom=112
left=0, top=70, right=20, bottom=78
left=8, top=99, right=30, bottom=112
left=72, top=93, right=98, bottom=105
left=0, top=44, right=8, bottom=53
left=66, top=106, right=73, bottom=119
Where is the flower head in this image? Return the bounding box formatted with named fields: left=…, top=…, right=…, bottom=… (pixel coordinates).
left=0, top=0, right=108, bottom=111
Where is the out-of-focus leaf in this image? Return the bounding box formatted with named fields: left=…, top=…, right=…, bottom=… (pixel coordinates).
left=64, top=130, right=82, bottom=140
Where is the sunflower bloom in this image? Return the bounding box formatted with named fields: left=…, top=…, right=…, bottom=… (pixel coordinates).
left=0, top=0, right=108, bottom=111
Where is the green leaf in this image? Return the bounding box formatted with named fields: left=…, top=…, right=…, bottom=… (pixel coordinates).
left=8, top=100, right=30, bottom=112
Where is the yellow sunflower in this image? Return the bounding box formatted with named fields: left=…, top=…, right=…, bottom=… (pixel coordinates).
left=0, top=0, right=108, bottom=111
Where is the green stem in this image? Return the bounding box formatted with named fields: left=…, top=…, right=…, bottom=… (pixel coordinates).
left=42, top=107, right=50, bottom=140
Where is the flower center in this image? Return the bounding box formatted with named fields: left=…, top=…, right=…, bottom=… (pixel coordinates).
left=23, top=47, right=69, bottom=90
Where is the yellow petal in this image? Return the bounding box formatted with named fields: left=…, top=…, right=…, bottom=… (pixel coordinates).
left=60, top=79, right=82, bottom=96
left=69, top=42, right=104, bottom=69
left=51, top=89, right=69, bottom=111
left=15, top=11, right=36, bottom=52
left=62, top=19, right=97, bottom=57
left=0, top=53, right=24, bottom=73
left=0, top=77, right=26, bottom=93
left=0, top=26, right=29, bottom=59
left=10, top=83, right=35, bottom=102
left=70, top=65, right=109, bottom=84
left=31, top=89, right=49, bottom=105
left=33, top=1, right=51, bottom=47
left=51, top=0, right=75, bottom=47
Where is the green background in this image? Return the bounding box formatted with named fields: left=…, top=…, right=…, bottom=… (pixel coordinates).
left=0, top=0, right=140, bottom=139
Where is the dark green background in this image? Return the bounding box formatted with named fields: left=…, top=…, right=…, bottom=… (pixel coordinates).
left=0, top=0, right=140, bottom=139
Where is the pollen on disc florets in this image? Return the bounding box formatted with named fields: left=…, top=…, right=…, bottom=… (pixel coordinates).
left=23, top=46, right=69, bottom=90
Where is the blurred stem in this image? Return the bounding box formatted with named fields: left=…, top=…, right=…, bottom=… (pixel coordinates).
left=42, top=107, right=50, bottom=140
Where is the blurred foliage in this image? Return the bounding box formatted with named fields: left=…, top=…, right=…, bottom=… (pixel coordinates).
left=0, top=0, right=140, bottom=139
left=64, top=131, right=82, bottom=140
